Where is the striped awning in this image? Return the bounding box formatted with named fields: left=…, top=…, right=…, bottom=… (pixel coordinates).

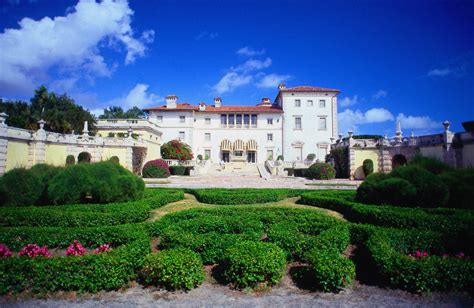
left=220, top=139, right=232, bottom=151
left=233, top=139, right=245, bottom=151
left=246, top=139, right=257, bottom=151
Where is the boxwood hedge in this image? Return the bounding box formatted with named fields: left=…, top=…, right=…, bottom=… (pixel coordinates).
left=186, top=188, right=305, bottom=205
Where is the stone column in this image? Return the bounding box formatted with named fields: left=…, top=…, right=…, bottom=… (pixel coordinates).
left=125, top=146, right=133, bottom=171
left=379, top=147, right=392, bottom=174
left=348, top=147, right=356, bottom=180
left=0, top=113, right=9, bottom=175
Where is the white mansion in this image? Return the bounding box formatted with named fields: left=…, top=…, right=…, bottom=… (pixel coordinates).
left=144, top=84, right=339, bottom=164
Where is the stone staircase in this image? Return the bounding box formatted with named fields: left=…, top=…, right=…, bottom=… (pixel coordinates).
left=202, top=162, right=260, bottom=176
left=257, top=164, right=272, bottom=180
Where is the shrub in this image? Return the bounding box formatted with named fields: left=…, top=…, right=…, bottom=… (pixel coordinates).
left=187, top=188, right=298, bottom=205
left=410, top=155, right=452, bottom=175
left=390, top=165, right=449, bottom=208
left=29, top=164, right=63, bottom=205
left=95, top=244, right=112, bottom=254
left=0, top=168, right=42, bottom=207
left=78, top=152, right=91, bottom=163
left=355, top=173, right=390, bottom=204
left=375, top=178, right=417, bottom=206
left=197, top=154, right=203, bottom=161
left=66, top=240, right=86, bottom=256
left=170, top=165, right=186, bottom=176
left=306, top=162, right=336, bottom=180
left=142, top=159, right=170, bottom=178
left=362, top=159, right=374, bottom=177
left=0, top=244, right=12, bottom=258
left=305, top=248, right=355, bottom=292
left=223, top=241, right=286, bottom=288
left=161, top=140, right=193, bottom=160
left=276, top=155, right=284, bottom=161
left=439, top=169, right=474, bottom=209
left=65, top=155, right=75, bottom=165
left=109, top=156, right=120, bottom=164
left=327, top=148, right=348, bottom=178
left=48, top=162, right=144, bottom=205
left=141, top=249, right=205, bottom=290
left=306, top=153, right=316, bottom=161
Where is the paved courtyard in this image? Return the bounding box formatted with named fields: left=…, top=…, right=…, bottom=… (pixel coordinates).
left=145, top=175, right=361, bottom=190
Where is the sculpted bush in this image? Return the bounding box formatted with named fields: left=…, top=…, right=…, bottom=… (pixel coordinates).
left=142, top=159, right=170, bottom=178
left=0, top=168, right=42, bottom=207
left=306, top=162, right=336, bottom=180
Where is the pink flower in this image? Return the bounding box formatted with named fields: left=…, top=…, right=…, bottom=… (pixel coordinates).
left=94, top=244, right=112, bottom=254
left=0, top=244, right=12, bottom=258
left=66, top=240, right=86, bottom=256
left=18, top=244, right=51, bottom=258
left=456, top=252, right=465, bottom=258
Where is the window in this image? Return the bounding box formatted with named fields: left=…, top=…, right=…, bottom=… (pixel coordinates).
left=267, top=118, right=273, bottom=125
left=205, top=118, right=211, bottom=125
left=267, top=150, right=274, bottom=160
left=251, top=114, right=257, bottom=127
left=267, top=133, right=273, bottom=141
left=236, top=114, right=242, bottom=126
left=319, top=100, right=326, bottom=108
left=234, top=151, right=243, bottom=157
left=244, top=114, right=250, bottom=126
left=179, top=131, right=185, bottom=140
left=295, top=117, right=302, bottom=129
left=307, top=100, right=314, bottom=107
left=221, top=114, right=227, bottom=126
left=204, top=149, right=211, bottom=160
left=205, top=133, right=211, bottom=141
left=295, top=99, right=301, bottom=107
left=318, top=117, right=327, bottom=130
left=228, top=114, right=235, bottom=127
left=157, top=116, right=163, bottom=123
left=179, top=116, right=185, bottom=123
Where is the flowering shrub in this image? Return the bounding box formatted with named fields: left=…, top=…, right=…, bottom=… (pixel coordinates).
left=161, top=140, right=193, bottom=161
left=66, top=240, right=86, bottom=256
left=18, top=244, right=51, bottom=258
left=0, top=244, right=12, bottom=257
left=142, top=159, right=170, bottom=178
left=95, top=244, right=112, bottom=254
left=306, top=162, right=336, bottom=180
left=408, top=250, right=429, bottom=258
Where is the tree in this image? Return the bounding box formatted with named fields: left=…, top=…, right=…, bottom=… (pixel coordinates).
left=124, top=106, right=145, bottom=118
left=0, top=86, right=96, bottom=134
left=98, top=106, right=145, bottom=119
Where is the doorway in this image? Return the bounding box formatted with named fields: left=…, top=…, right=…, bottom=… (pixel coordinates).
left=247, top=151, right=256, bottom=163
left=222, top=151, right=230, bottom=162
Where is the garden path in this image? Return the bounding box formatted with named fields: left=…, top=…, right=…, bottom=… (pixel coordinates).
left=148, top=194, right=345, bottom=222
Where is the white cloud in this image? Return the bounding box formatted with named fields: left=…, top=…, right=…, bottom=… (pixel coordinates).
left=107, top=83, right=162, bottom=109
left=213, top=73, right=253, bottom=95
left=338, top=108, right=394, bottom=133
left=236, top=46, right=266, bottom=57
left=212, top=58, right=272, bottom=94
left=256, top=73, right=291, bottom=88
left=427, top=68, right=453, bottom=77
left=396, top=113, right=439, bottom=130
left=339, top=95, right=360, bottom=108
left=0, top=0, right=154, bottom=96
left=195, top=31, right=218, bottom=40
left=372, top=90, right=387, bottom=99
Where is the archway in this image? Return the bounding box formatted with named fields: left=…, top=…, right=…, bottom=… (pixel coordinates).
left=392, top=154, right=407, bottom=169
left=77, top=152, right=92, bottom=164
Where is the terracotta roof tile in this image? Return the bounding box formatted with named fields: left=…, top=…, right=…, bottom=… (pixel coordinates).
left=281, top=86, right=340, bottom=93
left=144, top=103, right=283, bottom=113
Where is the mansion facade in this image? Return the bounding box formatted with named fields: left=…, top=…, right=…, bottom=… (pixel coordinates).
left=144, top=84, right=339, bottom=163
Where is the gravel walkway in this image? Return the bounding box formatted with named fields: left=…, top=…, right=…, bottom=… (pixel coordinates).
left=2, top=282, right=472, bottom=308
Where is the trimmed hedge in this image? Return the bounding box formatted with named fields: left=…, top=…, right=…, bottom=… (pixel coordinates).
left=0, top=188, right=184, bottom=228
left=142, top=159, right=170, bottom=178
left=366, top=228, right=474, bottom=293
left=0, top=237, right=150, bottom=294
left=439, top=169, right=474, bottom=209
left=0, top=168, right=42, bottom=207
left=140, top=249, right=205, bottom=290
left=169, top=165, right=186, bottom=176
left=187, top=188, right=305, bottom=205
left=306, top=162, right=336, bottom=180
left=223, top=241, right=286, bottom=288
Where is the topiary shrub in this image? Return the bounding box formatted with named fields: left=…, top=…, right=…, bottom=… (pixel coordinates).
left=223, top=241, right=286, bottom=288
left=170, top=165, right=186, bottom=176
left=109, top=156, right=120, bottom=164
left=65, top=155, right=75, bottom=165
left=305, top=248, right=355, bottom=292
left=355, top=172, right=391, bottom=205
left=197, top=154, right=203, bottom=161
left=276, top=155, right=284, bottom=161
left=142, top=159, right=170, bottom=178
left=391, top=165, right=449, bottom=208
left=376, top=178, right=417, bottom=206
left=410, top=155, right=452, bottom=175
left=161, top=140, right=193, bottom=161
left=362, top=159, right=374, bottom=177
left=306, top=162, right=336, bottom=180
left=0, top=168, right=42, bottom=207
left=140, top=249, right=205, bottom=290
left=306, top=153, right=316, bottom=161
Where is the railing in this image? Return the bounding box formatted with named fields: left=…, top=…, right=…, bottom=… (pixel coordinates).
left=163, top=159, right=196, bottom=167
left=282, top=160, right=313, bottom=169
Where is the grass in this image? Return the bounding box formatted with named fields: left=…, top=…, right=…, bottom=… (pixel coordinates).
left=305, top=183, right=357, bottom=187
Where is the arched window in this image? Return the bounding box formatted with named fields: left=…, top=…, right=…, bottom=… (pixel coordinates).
left=392, top=154, right=407, bottom=169
left=78, top=152, right=92, bottom=164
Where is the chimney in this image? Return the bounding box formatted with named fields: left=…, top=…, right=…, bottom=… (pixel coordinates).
left=214, top=97, right=222, bottom=108
left=166, top=95, right=178, bottom=109
left=260, top=98, right=271, bottom=106
left=278, top=83, right=286, bottom=90
left=198, top=102, right=206, bottom=111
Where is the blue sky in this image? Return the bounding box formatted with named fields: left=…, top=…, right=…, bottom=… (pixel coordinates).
left=0, top=0, right=473, bottom=136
